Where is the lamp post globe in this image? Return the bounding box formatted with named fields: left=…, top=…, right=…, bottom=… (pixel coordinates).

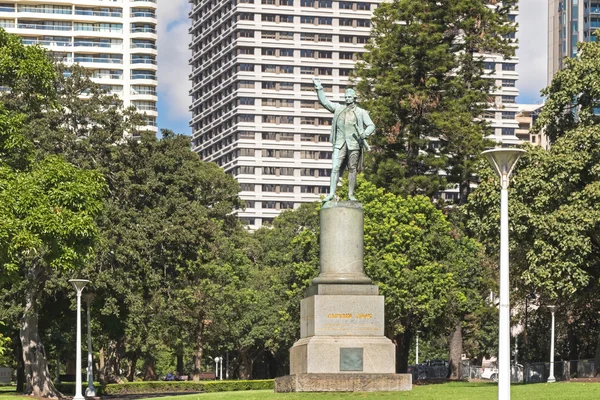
left=482, top=148, right=525, bottom=400
left=69, top=279, right=89, bottom=400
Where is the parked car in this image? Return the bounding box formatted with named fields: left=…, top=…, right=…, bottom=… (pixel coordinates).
left=408, top=360, right=450, bottom=381
left=481, top=362, right=523, bottom=383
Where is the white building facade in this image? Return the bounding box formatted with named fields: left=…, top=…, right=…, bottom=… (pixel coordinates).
left=0, top=0, right=158, bottom=131
left=189, top=0, right=520, bottom=228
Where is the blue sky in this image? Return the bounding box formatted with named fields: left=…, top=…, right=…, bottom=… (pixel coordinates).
left=155, top=0, right=548, bottom=136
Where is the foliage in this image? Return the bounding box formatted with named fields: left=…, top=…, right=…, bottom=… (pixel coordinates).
left=54, top=380, right=274, bottom=395
left=354, top=0, right=516, bottom=201
left=534, top=34, right=600, bottom=142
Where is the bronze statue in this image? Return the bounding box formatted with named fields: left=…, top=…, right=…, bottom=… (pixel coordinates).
left=312, top=77, right=375, bottom=202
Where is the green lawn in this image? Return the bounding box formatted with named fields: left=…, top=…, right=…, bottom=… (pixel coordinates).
left=147, top=382, right=600, bottom=400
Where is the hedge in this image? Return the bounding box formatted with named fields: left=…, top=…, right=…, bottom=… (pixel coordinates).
left=55, top=380, right=274, bottom=395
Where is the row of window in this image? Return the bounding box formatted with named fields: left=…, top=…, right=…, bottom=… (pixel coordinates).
left=239, top=30, right=370, bottom=44
left=483, top=62, right=517, bottom=71
left=240, top=13, right=371, bottom=27
left=237, top=148, right=332, bottom=159
left=235, top=166, right=332, bottom=177
left=237, top=114, right=333, bottom=125
left=238, top=98, right=341, bottom=109
left=246, top=47, right=360, bottom=60
left=243, top=0, right=372, bottom=9
left=244, top=200, right=295, bottom=210
left=240, top=183, right=330, bottom=194
left=238, top=64, right=353, bottom=76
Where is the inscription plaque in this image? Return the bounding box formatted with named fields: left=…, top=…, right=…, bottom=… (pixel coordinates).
left=340, top=347, right=363, bottom=371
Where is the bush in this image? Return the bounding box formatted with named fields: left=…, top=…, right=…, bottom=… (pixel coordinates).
left=55, top=380, right=274, bottom=395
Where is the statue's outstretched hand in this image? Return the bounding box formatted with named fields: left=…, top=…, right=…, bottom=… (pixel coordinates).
left=312, top=77, right=323, bottom=90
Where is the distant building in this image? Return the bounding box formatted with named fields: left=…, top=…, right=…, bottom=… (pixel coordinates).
left=0, top=0, right=158, bottom=131
left=515, top=104, right=549, bottom=149
left=548, top=0, right=599, bottom=83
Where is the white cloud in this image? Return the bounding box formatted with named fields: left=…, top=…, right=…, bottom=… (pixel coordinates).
left=157, top=0, right=192, bottom=123
left=516, top=0, right=548, bottom=104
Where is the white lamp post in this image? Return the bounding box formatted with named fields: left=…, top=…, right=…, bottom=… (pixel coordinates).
left=83, top=293, right=96, bottom=396
left=214, top=357, right=220, bottom=380
left=547, top=305, right=557, bottom=383
left=69, top=279, right=89, bottom=400
left=415, top=330, right=422, bottom=365
left=482, top=148, right=525, bottom=400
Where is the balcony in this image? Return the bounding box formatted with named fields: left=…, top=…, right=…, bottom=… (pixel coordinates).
left=74, top=10, right=123, bottom=18
left=18, top=23, right=71, bottom=31
left=92, top=74, right=123, bottom=80
left=75, top=26, right=123, bottom=33
left=131, top=73, right=157, bottom=80
left=131, top=57, right=156, bottom=65
left=131, top=42, right=156, bottom=49
left=0, top=7, right=14, bottom=12
left=131, top=87, right=157, bottom=96
left=131, top=27, right=156, bottom=34
left=74, top=41, right=123, bottom=49
left=74, top=56, right=123, bottom=64
left=22, top=39, right=72, bottom=47
left=17, top=7, right=72, bottom=15
left=131, top=12, right=156, bottom=18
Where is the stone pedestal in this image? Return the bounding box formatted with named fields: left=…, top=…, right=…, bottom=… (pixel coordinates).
left=274, top=202, right=411, bottom=392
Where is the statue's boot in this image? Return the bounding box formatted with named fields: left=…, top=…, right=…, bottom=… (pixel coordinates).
left=323, top=171, right=339, bottom=202
left=348, top=172, right=357, bottom=201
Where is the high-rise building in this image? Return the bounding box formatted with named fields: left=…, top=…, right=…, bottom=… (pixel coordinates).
left=548, top=0, right=599, bottom=83
left=0, top=1, right=158, bottom=131
left=189, top=0, right=520, bottom=228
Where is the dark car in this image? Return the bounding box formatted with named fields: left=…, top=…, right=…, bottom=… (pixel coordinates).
left=408, top=360, right=450, bottom=381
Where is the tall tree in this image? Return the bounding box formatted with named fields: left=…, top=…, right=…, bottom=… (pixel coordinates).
left=354, top=0, right=516, bottom=201
left=0, top=29, right=107, bottom=397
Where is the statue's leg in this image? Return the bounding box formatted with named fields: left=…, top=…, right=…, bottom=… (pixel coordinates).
left=347, top=150, right=359, bottom=201
left=323, top=146, right=345, bottom=202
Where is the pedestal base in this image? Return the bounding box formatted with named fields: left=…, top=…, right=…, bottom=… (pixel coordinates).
left=274, top=373, right=412, bottom=392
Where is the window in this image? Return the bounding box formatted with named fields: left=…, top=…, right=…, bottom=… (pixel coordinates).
left=301, top=66, right=315, bottom=75
left=301, top=117, right=316, bottom=125
left=356, top=36, right=368, bottom=44
left=357, top=19, right=370, bottom=27
left=261, top=31, right=277, bottom=39
left=280, top=48, right=293, bottom=56
left=239, top=97, right=255, bottom=105
left=300, top=0, right=313, bottom=6
left=280, top=65, right=294, bottom=73
left=301, top=133, right=315, bottom=141
left=318, top=151, right=332, bottom=159
left=279, top=15, right=294, bottom=23
left=301, top=150, right=316, bottom=159
left=301, top=16, right=314, bottom=24
left=239, top=63, right=254, bottom=71
left=262, top=132, right=277, bottom=140
left=262, top=48, right=276, bottom=56
left=263, top=115, right=277, bottom=123
left=280, top=133, right=294, bottom=141
left=280, top=151, right=295, bottom=158
left=340, top=52, right=354, bottom=60
left=501, top=111, right=516, bottom=120
left=262, top=0, right=275, bottom=3
left=280, top=202, right=294, bottom=210
left=262, top=184, right=276, bottom=192
left=239, top=13, right=254, bottom=20
left=502, top=63, right=516, bottom=71
left=356, top=2, right=369, bottom=10
left=501, top=128, right=515, bottom=136
left=239, top=30, right=254, bottom=37
left=301, top=100, right=317, bottom=108
left=301, top=168, right=314, bottom=177
left=281, top=185, right=294, bottom=193
left=262, top=81, right=276, bottom=89
left=501, top=79, right=516, bottom=87
left=301, top=186, right=316, bottom=193
left=239, top=166, right=255, bottom=174
left=262, top=166, right=276, bottom=174
left=318, top=34, right=332, bottom=42
left=239, top=148, right=254, bottom=156
left=502, top=96, right=516, bottom=104
left=340, top=18, right=353, bottom=27
left=318, top=0, right=332, bottom=8
left=262, top=64, right=277, bottom=72
left=238, top=114, right=255, bottom=122
left=484, top=61, right=495, bottom=70
left=239, top=131, right=256, bottom=139
left=280, top=0, right=293, bottom=5
left=280, top=116, right=294, bottom=124
left=301, top=49, right=315, bottom=57
left=261, top=14, right=276, bottom=22
left=245, top=201, right=255, bottom=208
left=240, top=183, right=254, bottom=191
left=301, top=33, right=315, bottom=41
left=318, top=17, right=332, bottom=25
left=280, top=167, right=294, bottom=175
left=339, top=2, right=352, bottom=9
left=239, top=47, right=254, bottom=54
left=280, top=82, right=294, bottom=90
left=482, top=110, right=496, bottom=119
left=339, top=68, right=352, bottom=76
left=340, top=35, right=353, bottom=43
left=264, top=201, right=277, bottom=209
left=318, top=67, right=333, bottom=75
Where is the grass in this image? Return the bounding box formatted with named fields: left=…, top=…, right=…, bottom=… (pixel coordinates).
left=143, top=381, right=600, bottom=400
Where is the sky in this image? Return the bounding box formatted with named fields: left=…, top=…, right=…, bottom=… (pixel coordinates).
left=155, top=0, right=549, bottom=136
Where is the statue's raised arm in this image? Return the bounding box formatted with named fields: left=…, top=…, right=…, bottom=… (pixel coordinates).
left=310, top=76, right=375, bottom=203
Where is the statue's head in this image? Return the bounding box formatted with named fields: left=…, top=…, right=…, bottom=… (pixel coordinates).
left=344, top=88, right=357, bottom=105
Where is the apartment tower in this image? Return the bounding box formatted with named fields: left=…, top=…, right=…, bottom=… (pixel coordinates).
left=548, top=0, right=599, bottom=83
left=189, top=0, right=520, bottom=227
left=0, top=0, right=158, bottom=131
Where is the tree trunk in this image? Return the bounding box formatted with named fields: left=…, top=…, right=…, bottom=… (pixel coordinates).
left=98, top=346, right=106, bottom=384
left=394, top=331, right=412, bottom=373
left=19, top=264, right=62, bottom=398
left=15, top=337, right=24, bottom=393
left=176, top=353, right=184, bottom=376
left=238, top=351, right=253, bottom=380
left=192, top=338, right=203, bottom=382
left=448, top=320, right=463, bottom=380
left=143, top=355, right=157, bottom=381
left=128, top=350, right=139, bottom=382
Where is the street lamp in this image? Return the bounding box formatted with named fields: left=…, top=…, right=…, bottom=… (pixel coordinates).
left=214, top=357, right=223, bottom=381
left=415, top=330, right=422, bottom=365
left=69, top=279, right=89, bottom=400
left=82, top=293, right=96, bottom=396
left=482, top=148, right=526, bottom=400
left=547, top=305, right=557, bottom=383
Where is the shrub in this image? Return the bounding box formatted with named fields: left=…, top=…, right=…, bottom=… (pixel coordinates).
left=55, top=380, right=274, bottom=395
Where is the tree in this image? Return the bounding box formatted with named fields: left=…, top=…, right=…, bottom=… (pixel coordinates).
left=354, top=0, right=516, bottom=201
left=465, top=127, right=600, bottom=372
left=534, top=33, right=600, bottom=143
left=0, top=29, right=107, bottom=397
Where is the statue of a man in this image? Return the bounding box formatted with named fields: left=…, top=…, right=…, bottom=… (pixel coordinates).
left=312, top=77, right=375, bottom=202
